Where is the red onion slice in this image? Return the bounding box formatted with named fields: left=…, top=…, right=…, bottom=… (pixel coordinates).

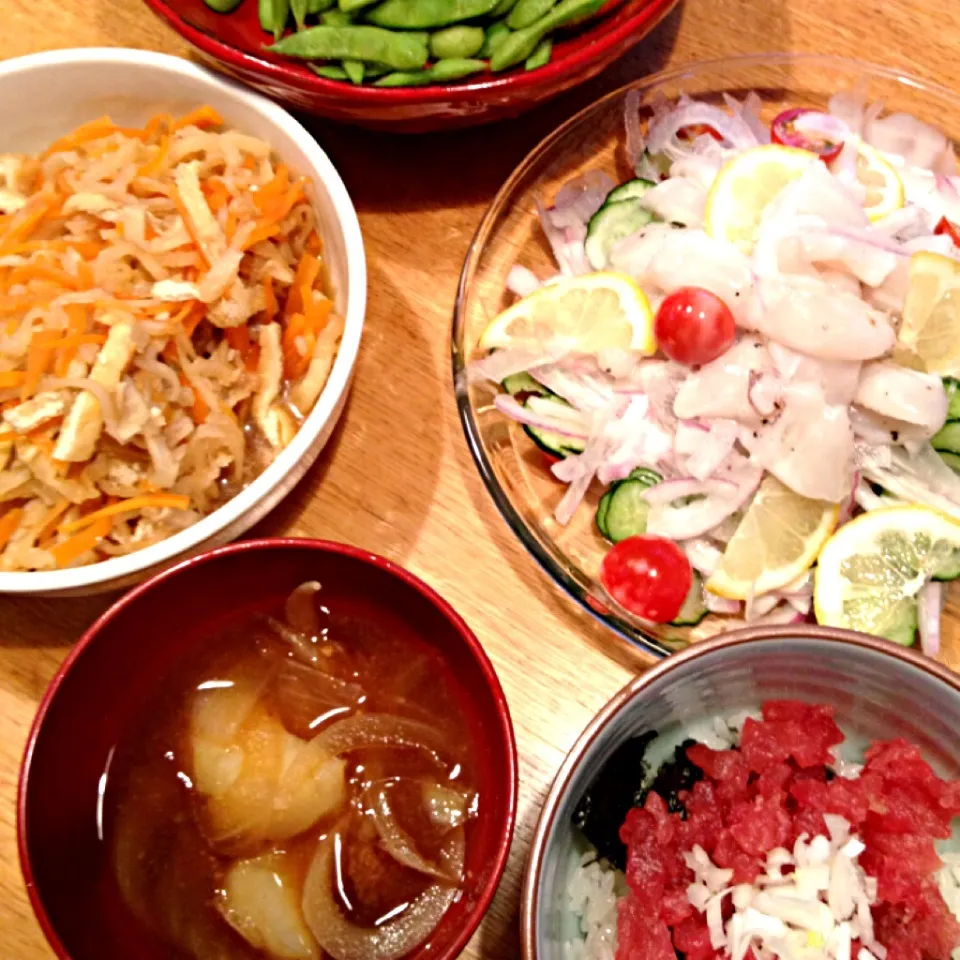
left=505, top=264, right=541, bottom=299
left=493, top=394, right=590, bottom=441
left=918, top=580, right=944, bottom=657
left=302, top=833, right=457, bottom=960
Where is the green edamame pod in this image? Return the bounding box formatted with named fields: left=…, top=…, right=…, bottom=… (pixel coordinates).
left=429, top=25, right=485, bottom=59
left=291, top=0, right=309, bottom=29
left=342, top=59, right=365, bottom=82
left=507, top=0, right=556, bottom=29
left=203, top=0, right=243, bottom=13
left=307, top=0, right=336, bottom=12
left=490, top=0, right=602, bottom=70
left=405, top=31, right=430, bottom=44
left=374, top=57, right=487, bottom=85
left=320, top=8, right=353, bottom=23
left=368, top=0, right=500, bottom=30
left=339, top=0, right=378, bottom=10
left=268, top=25, right=429, bottom=69
left=360, top=62, right=391, bottom=77
left=266, top=0, right=291, bottom=39
left=489, top=0, right=519, bottom=16
left=479, top=19, right=510, bottom=57
left=524, top=36, right=551, bottom=68
left=309, top=63, right=350, bottom=78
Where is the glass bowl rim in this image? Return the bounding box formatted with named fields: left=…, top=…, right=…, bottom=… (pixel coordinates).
left=451, top=51, right=960, bottom=661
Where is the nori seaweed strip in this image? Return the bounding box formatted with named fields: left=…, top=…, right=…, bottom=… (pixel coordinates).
left=571, top=734, right=705, bottom=871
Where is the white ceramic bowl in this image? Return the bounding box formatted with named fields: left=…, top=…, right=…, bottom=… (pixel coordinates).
left=0, top=48, right=366, bottom=597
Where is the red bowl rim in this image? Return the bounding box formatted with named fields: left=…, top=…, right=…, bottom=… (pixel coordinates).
left=18, top=536, right=519, bottom=960
left=518, top=623, right=960, bottom=957
left=141, top=0, right=679, bottom=105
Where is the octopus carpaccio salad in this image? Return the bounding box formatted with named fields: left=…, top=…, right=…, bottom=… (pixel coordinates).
left=568, top=700, right=960, bottom=960
left=0, top=109, right=342, bottom=571
left=467, top=87, right=960, bottom=654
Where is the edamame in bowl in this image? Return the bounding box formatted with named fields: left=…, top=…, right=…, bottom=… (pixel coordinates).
left=142, top=0, right=680, bottom=130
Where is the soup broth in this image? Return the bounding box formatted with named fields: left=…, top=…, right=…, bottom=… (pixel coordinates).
left=102, top=581, right=477, bottom=960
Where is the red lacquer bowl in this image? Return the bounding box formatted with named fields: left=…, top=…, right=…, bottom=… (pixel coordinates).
left=18, top=538, right=517, bottom=960
left=142, top=0, right=680, bottom=131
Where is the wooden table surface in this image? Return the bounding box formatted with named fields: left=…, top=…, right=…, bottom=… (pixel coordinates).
left=4, top=0, right=960, bottom=956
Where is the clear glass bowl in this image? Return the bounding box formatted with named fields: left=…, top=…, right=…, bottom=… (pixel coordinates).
left=452, top=53, right=960, bottom=660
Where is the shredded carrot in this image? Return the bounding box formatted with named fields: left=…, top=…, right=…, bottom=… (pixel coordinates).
left=58, top=493, right=192, bottom=536
left=263, top=275, right=277, bottom=322
left=0, top=372, right=27, bottom=389
left=0, top=507, right=23, bottom=553
left=40, top=116, right=145, bottom=159
left=306, top=230, right=324, bottom=255
left=143, top=112, right=174, bottom=142
left=285, top=251, right=321, bottom=320
left=242, top=155, right=257, bottom=171
left=55, top=303, right=89, bottom=377
left=161, top=340, right=179, bottom=366
left=182, top=303, right=206, bottom=338
left=224, top=208, right=238, bottom=243
left=203, top=177, right=230, bottom=213
left=8, top=261, right=83, bottom=291
left=172, top=106, right=224, bottom=132
left=241, top=220, right=281, bottom=250
left=35, top=499, right=70, bottom=546
left=282, top=313, right=309, bottom=380
left=51, top=513, right=113, bottom=567
left=0, top=192, right=61, bottom=254
left=21, top=330, right=61, bottom=401
left=224, top=326, right=250, bottom=353
left=253, top=166, right=290, bottom=214
left=137, top=135, right=171, bottom=178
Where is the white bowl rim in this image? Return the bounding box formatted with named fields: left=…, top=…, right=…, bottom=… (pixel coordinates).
left=0, top=47, right=367, bottom=594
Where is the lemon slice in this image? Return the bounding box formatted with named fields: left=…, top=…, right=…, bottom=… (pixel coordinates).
left=479, top=272, right=655, bottom=354
left=704, top=144, right=816, bottom=252
left=898, top=250, right=960, bottom=374
left=852, top=138, right=905, bottom=222
left=706, top=475, right=839, bottom=600
left=814, top=504, right=960, bottom=643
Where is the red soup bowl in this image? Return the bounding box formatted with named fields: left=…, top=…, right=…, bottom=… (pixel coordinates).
left=18, top=538, right=517, bottom=960
left=142, top=0, right=680, bottom=131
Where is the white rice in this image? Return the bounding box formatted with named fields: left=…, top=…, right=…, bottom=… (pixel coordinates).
left=936, top=852, right=960, bottom=960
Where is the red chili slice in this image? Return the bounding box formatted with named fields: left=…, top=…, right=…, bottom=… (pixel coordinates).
left=770, top=107, right=843, bottom=163
left=935, top=215, right=960, bottom=246
left=677, top=124, right=724, bottom=143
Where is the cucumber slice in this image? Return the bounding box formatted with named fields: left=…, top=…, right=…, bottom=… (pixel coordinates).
left=670, top=572, right=708, bottom=626
left=931, top=421, right=960, bottom=454
left=502, top=371, right=547, bottom=396
left=944, top=377, right=960, bottom=421
left=884, top=601, right=918, bottom=646
left=605, top=479, right=653, bottom=542
left=585, top=198, right=654, bottom=270
left=596, top=489, right=613, bottom=539
left=939, top=449, right=960, bottom=473
left=933, top=549, right=960, bottom=581
left=522, top=396, right=585, bottom=458
left=637, top=150, right=671, bottom=180
left=606, top=177, right=656, bottom=204
left=628, top=466, right=662, bottom=486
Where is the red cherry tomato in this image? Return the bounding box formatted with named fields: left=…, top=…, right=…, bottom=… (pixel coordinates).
left=600, top=535, right=692, bottom=623
left=935, top=216, right=960, bottom=247
left=770, top=108, right=843, bottom=163
left=654, top=287, right=737, bottom=366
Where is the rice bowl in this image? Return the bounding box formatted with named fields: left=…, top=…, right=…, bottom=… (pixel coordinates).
left=521, top=626, right=960, bottom=960
left=0, top=48, right=366, bottom=596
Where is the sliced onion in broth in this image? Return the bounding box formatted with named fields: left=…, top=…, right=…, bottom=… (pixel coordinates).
left=311, top=715, right=450, bottom=767
left=366, top=784, right=465, bottom=883
left=302, top=832, right=458, bottom=960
